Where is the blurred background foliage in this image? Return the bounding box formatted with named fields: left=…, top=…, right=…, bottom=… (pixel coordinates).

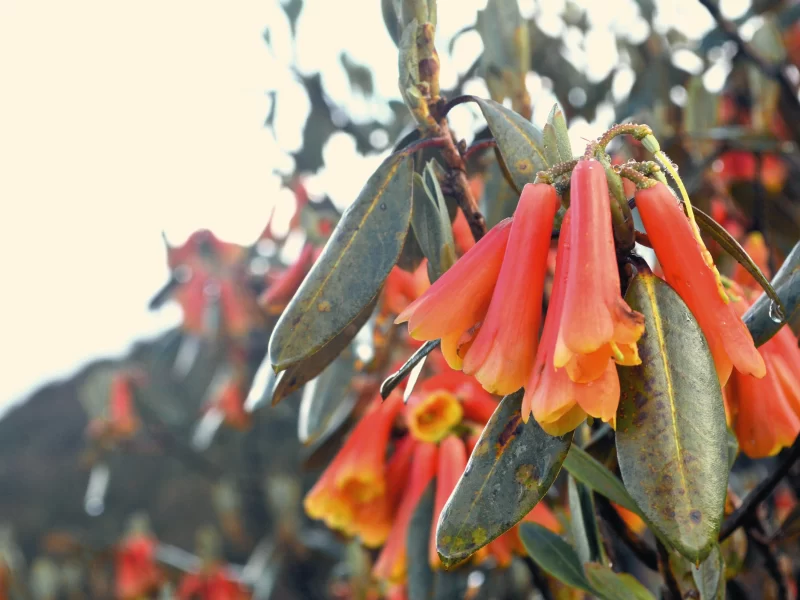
left=4, top=0, right=800, bottom=598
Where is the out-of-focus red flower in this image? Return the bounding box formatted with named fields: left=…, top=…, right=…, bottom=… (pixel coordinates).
left=732, top=232, right=771, bottom=289
left=452, top=208, right=476, bottom=255
left=115, top=534, right=161, bottom=600
left=382, top=264, right=430, bottom=317
left=259, top=243, right=317, bottom=316
left=636, top=182, right=765, bottom=386
left=176, top=566, right=249, bottom=600
left=716, top=151, right=787, bottom=194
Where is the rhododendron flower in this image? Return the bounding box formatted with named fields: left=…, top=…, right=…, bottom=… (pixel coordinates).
left=109, top=373, right=140, bottom=439
left=373, top=442, right=438, bottom=582
left=304, top=393, right=403, bottom=545
left=635, top=182, right=765, bottom=385
left=382, top=264, right=430, bottom=317
left=554, top=160, right=644, bottom=379
left=405, top=371, right=497, bottom=442
left=522, top=210, right=622, bottom=434
left=430, top=435, right=467, bottom=568
left=398, top=182, right=560, bottom=394
left=395, top=218, right=511, bottom=369
left=116, top=533, right=161, bottom=600
left=462, top=183, right=559, bottom=394
left=725, top=296, right=800, bottom=458
left=176, top=566, right=249, bottom=600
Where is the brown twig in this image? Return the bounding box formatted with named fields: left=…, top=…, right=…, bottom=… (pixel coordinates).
left=656, top=539, right=682, bottom=600
left=436, top=118, right=487, bottom=241
left=595, top=495, right=659, bottom=571
left=720, top=432, right=800, bottom=541
left=463, top=138, right=498, bottom=162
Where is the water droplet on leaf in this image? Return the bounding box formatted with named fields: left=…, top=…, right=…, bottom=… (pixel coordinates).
left=769, top=300, right=785, bottom=324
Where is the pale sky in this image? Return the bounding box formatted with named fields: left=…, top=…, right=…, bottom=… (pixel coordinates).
left=0, top=0, right=742, bottom=411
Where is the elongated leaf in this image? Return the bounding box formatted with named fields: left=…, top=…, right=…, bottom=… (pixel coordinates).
left=568, top=476, right=604, bottom=565
left=691, top=545, right=725, bottom=600
left=436, top=390, right=572, bottom=566
left=743, top=241, right=800, bottom=346
left=563, top=446, right=641, bottom=516
left=297, top=351, right=356, bottom=444
left=472, top=97, right=548, bottom=191
left=584, top=564, right=656, bottom=600
left=617, top=274, right=728, bottom=563
left=547, top=104, right=572, bottom=161
left=407, top=483, right=436, bottom=600
left=411, top=162, right=456, bottom=282
left=269, top=154, right=413, bottom=371
left=251, top=298, right=376, bottom=409
left=518, top=523, right=592, bottom=594
left=694, top=206, right=785, bottom=319
left=542, top=123, right=561, bottom=166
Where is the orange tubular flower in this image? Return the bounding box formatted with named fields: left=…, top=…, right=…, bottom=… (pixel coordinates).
left=635, top=182, right=765, bottom=385
left=373, top=442, right=438, bottom=583
left=725, top=297, right=800, bottom=458
left=462, top=183, right=560, bottom=395
left=304, top=393, right=403, bottom=543
left=109, top=374, right=139, bottom=439
left=554, top=160, right=644, bottom=380
left=406, top=389, right=463, bottom=443
left=523, top=211, right=623, bottom=434
left=396, top=219, right=512, bottom=369
left=429, top=436, right=468, bottom=568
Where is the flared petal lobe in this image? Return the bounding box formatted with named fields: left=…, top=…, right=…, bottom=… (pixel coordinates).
left=395, top=219, right=512, bottom=369
left=522, top=210, right=622, bottom=434
left=462, top=183, right=559, bottom=395
left=635, top=183, right=765, bottom=385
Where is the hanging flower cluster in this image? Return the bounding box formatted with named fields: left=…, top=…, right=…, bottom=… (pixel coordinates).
left=397, top=151, right=767, bottom=436
left=303, top=362, right=560, bottom=587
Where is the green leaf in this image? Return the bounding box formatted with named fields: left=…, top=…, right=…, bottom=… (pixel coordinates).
left=255, top=298, right=377, bottom=408
left=518, top=523, right=592, bottom=594
left=471, top=97, right=549, bottom=191
left=407, top=482, right=436, bottom=600
left=297, top=350, right=357, bottom=444
left=691, top=545, right=725, bottom=600
left=567, top=476, right=604, bottom=565
left=563, top=446, right=642, bottom=516
left=542, top=123, right=561, bottom=166
left=433, top=570, right=468, bottom=600
left=436, top=390, right=572, bottom=566
left=481, top=159, right=519, bottom=228
left=583, top=564, right=656, bottom=600
left=411, top=162, right=456, bottom=281
left=743, top=241, right=800, bottom=346
left=547, top=104, right=572, bottom=161
left=617, top=274, right=728, bottom=563
left=669, top=545, right=726, bottom=600
left=694, top=206, right=786, bottom=321
left=269, top=153, right=413, bottom=371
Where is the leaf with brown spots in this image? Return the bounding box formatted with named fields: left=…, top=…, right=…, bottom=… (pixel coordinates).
left=471, top=98, right=549, bottom=191
left=436, top=390, right=572, bottom=566
left=269, top=152, right=413, bottom=371
left=617, top=274, right=728, bottom=563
